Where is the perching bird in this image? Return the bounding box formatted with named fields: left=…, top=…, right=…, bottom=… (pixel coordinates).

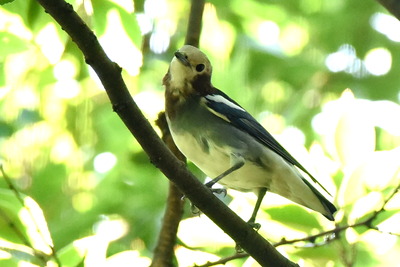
left=163, top=45, right=336, bottom=225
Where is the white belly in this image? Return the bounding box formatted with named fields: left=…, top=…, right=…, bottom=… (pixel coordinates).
left=169, top=128, right=273, bottom=191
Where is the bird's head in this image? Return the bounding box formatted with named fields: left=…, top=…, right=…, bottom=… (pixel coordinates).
left=165, top=45, right=213, bottom=96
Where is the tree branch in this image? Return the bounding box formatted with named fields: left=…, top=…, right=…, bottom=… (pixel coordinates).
left=150, top=114, right=185, bottom=267
left=151, top=0, right=206, bottom=264
left=199, top=182, right=400, bottom=266
left=185, top=0, right=205, bottom=48
left=35, top=0, right=298, bottom=266
left=376, top=0, right=400, bottom=21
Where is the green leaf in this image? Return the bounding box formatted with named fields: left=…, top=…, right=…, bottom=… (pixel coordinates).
left=91, top=0, right=114, bottom=35
left=292, top=245, right=336, bottom=261
left=0, top=189, right=53, bottom=255
left=266, top=204, right=322, bottom=231
left=27, top=0, right=41, bottom=28
left=91, top=0, right=141, bottom=46
left=57, top=241, right=87, bottom=267
left=0, top=32, right=29, bottom=58
left=0, top=239, right=42, bottom=266
left=0, top=0, right=15, bottom=5
left=374, top=209, right=400, bottom=226
left=0, top=189, right=28, bottom=244
left=118, top=11, right=142, bottom=48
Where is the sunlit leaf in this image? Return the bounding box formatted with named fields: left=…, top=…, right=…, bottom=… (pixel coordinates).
left=177, top=215, right=233, bottom=248
left=20, top=196, right=53, bottom=255
left=0, top=189, right=30, bottom=244
left=334, top=93, right=375, bottom=170
left=0, top=189, right=53, bottom=255
left=57, top=240, right=87, bottom=267
left=175, top=246, right=220, bottom=267
left=350, top=242, right=381, bottom=267
left=348, top=192, right=383, bottom=224
left=338, top=149, right=400, bottom=208
left=359, top=230, right=399, bottom=265
left=91, top=0, right=118, bottom=35
left=105, top=250, right=151, bottom=267
left=376, top=213, right=400, bottom=235
left=374, top=209, right=400, bottom=227
left=337, top=166, right=366, bottom=209
left=362, top=149, right=400, bottom=191
left=0, top=32, right=29, bottom=58
left=118, top=10, right=142, bottom=47
left=0, top=239, right=42, bottom=265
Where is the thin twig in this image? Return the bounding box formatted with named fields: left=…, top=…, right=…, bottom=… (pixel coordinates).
left=199, top=182, right=400, bottom=267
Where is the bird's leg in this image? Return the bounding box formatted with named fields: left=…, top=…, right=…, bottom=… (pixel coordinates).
left=205, top=154, right=245, bottom=194
left=247, top=188, right=267, bottom=230
left=235, top=188, right=268, bottom=253
left=190, top=155, right=244, bottom=215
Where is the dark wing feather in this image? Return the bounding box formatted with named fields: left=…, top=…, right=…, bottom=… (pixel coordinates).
left=204, top=89, right=331, bottom=196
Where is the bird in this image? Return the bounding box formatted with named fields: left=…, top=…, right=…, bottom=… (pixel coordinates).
left=163, top=45, right=337, bottom=226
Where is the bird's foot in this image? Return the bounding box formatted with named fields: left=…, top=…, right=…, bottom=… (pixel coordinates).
left=190, top=203, right=201, bottom=215
left=210, top=187, right=227, bottom=197
left=235, top=243, right=245, bottom=253
left=247, top=221, right=261, bottom=231
left=247, top=218, right=261, bottom=232
left=205, top=180, right=227, bottom=196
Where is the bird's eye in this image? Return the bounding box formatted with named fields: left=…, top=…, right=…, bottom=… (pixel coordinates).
left=196, top=64, right=205, bottom=72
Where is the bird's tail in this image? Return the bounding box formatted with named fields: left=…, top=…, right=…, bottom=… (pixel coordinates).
left=301, top=178, right=337, bottom=221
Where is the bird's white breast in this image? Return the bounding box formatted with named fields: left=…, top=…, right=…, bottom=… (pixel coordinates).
left=167, top=118, right=273, bottom=191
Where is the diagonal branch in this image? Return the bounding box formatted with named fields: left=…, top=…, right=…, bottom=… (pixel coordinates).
left=376, top=0, right=400, bottom=21
left=199, top=182, right=400, bottom=266
left=34, top=0, right=299, bottom=266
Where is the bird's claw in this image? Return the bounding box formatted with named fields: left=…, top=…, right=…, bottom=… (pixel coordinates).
left=247, top=217, right=261, bottom=231
left=235, top=243, right=244, bottom=253
left=210, top=187, right=227, bottom=197
left=248, top=221, right=261, bottom=231
left=190, top=203, right=201, bottom=215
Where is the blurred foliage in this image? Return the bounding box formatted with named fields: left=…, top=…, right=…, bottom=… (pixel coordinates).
left=1, top=0, right=400, bottom=266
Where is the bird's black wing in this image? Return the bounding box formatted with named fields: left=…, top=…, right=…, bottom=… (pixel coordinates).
left=204, top=89, right=331, bottom=195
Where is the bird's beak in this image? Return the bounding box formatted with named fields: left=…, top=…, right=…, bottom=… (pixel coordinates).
left=174, top=51, right=191, bottom=67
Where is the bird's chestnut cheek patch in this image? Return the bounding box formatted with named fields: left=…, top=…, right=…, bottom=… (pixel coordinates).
left=191, top=74, right=213, bottom=95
